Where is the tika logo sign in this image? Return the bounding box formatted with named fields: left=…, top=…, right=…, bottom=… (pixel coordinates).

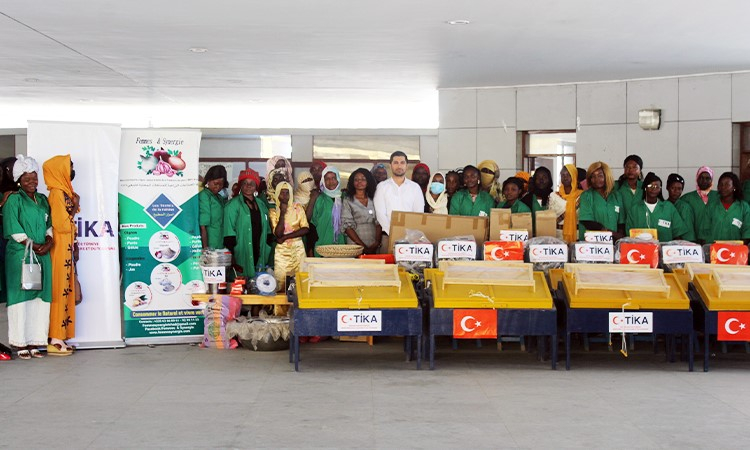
left=483, top=241, right=524, bottom=261
left=201, top=266, right=225, bottom=283
left=499, top=229, right=529, bottom=242
left=717, top=312, right=750, bottom=341
left=710, top=243, right=749, bottom=265
left=619, top=243, right=659, bottom=268
left=529, top=244, right=567, bottom=263
left=437, top=240, right=476, bottom=259
left=337, top=311, right=382, bottom=332
left=609, top=312, right=653, bottom=333
left=453, top=309, right=497, bottom=339
left=394, top=244, right=433, bottom=262
left=584, top=231, right=613, bottom=243
left=574, top=243, right=613, bottom=263
left=662, top=245, right=703, bottom=264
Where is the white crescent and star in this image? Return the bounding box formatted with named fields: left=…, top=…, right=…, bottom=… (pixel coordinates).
left=460, top=316, right=481, bottom=332
left=724, top=318, right=746, bottom=335
left=626, top=249, right=643, bottom=264
left=716, top=247, right=731, bottom=262
left=491, top=247, right=504, bottom=260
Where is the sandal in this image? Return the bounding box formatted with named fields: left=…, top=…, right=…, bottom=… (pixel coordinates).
left=46, top=343, right=72, bottom=357
left=17, top=350, right=31, bottom=360
left=29, top=349, right=45, bottom=358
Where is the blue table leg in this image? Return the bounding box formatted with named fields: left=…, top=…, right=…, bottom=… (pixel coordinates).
left=551, top=333, right=558, bottom=370
left=417, top=334, right=422, bottom=370
left=565, top=332, right=571, bottom=370
left=704, top=310, right=710, bottom=372
left=430, top=334, right=436, bottom=370
left=294, top=336, right=300, bottom=372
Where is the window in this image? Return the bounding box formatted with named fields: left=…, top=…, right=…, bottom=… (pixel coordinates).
left=313, top=135, right=420, bottom=184
left=522, top=131, right=576, bottom=187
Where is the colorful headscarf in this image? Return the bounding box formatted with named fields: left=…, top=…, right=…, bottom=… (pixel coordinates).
left=272, top=181, right=294, bottom=211
left=13, top=154, right=40, bottom=182
left=266, top=167, right=288, bottom=204
left=514, top=171, right=531, bottom=194
left=266, top=155, right=293, bottom=183
left=238, top=168, right=260, bottom=188
left=294, top=171, right=315, bottom=207
left=42, top=154, right=75, bottom=198
left=320, top=166, right=343, bottom=242
left=412, top=163, right=431, bottom=193
left=558, top=164, right=583, bottom=243
left=696, top=166, right=714, bottom=204
left=478, top=160, right=499, bottom=190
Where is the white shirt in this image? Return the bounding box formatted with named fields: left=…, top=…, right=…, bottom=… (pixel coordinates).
left=374, top=177, right=425, bottom=235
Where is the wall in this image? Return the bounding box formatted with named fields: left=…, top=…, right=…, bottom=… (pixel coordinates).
left=438, top=72, right=750, bottom=186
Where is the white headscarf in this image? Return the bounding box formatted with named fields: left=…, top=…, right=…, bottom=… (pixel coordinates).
left=425, top=171, right=448, bottom=214
left=13, top=154, right=40, bottom=182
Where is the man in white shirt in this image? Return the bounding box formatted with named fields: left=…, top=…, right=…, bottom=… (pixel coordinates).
left=374, top=151, right=426, bottom=252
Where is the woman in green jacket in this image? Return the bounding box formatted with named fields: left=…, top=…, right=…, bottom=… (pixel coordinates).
left=497, top=177, right=531, bottom=213
left=223, top=168, right=271, bottom=278
left=680, top=167, right=717, bottom=244
left=616, top=154, right=644, bottom=217
left=578, top=161, right=625, bottom=241
left=666, top=173, right=696, bottom=242
left=199, top=165, right=227, bottom=249
left=626, top=172, right=692, bottom=242
left=449, top=165, right=495, bottom=216
left=308, top=166, right=345, bottom=256
left=4, top=156, right=53, bottom=359
left=706, top=172, right=750, bottom=244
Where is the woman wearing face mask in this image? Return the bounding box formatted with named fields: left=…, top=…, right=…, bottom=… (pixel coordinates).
left=294, top=171, right=315, bottom=209
left=706, top=172, right=750, bottom=244
left=270, top=182, right=309, bottom=288
left=449, top=165, right=495, bottom=217
left=4, top=156, right=53, bottom=359
left=223, top=169, right=272, bottom=279
left=309, top=166, right=345, bottom=256
left=666, top=173, right=695, bottom=241
left=199, top=165, right=228, bottom=250
left=425, top=172, right=448, bottom=214
left=43, top=155, right=80, bottom=355
left=626, top=172, right=692, bottom=242
left=498, top=177, right=531, bottom=213
left=478, top=160, right=501, bottom=202
left=341, top=168, right=382, bottom=254
left=578, top=161, right=626, bottom=241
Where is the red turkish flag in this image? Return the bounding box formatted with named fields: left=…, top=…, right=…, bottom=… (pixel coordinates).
left=717, top=312, right=750, bottom=341
left=710, top=243, right=749, bottom=265
left=453, top=309, right=497, bottom=339
left=619, top=242, right=659, bottom=268
left=483, top=241, right=524, bottom=261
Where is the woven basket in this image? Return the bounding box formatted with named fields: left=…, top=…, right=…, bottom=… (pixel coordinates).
left=316, top=244, right=364, bottom=258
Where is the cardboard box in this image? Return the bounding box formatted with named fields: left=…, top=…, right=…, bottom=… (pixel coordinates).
left=388, top=212, right=488, bottom=253
left=511, top=213, right=533, bottom=237
left=489, top=209, right=511, bottom=240
left=535, top=210, right=558, bottom=237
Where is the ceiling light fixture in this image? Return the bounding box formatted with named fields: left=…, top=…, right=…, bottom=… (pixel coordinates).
left=188, top=47, right=208, bottom=53
left=446, top=19, right=471, bottom=25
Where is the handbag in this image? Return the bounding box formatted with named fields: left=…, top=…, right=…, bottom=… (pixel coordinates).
left=74, top=265, right=82, bottom=305
left=21, top=240, right=42, bottom=291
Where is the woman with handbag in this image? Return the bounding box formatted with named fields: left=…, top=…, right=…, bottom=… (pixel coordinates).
left=43, top=155, right=79, bottom=356
left=3, top=155, right=53, bottom=360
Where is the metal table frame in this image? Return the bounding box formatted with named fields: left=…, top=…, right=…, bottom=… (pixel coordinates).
left=556, top=287, right=694, bottom=371
left=288, top=288, right=422, bottom=371
left=690, top=288, right=750, bottom=372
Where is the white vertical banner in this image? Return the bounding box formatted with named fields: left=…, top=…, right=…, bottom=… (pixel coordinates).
left=27, top=120, right=124, bottom=348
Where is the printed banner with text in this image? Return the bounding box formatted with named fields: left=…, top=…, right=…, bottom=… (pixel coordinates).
left=28, top=120, right=123, bottom=348
left=119, top=129, right=204, bottom=343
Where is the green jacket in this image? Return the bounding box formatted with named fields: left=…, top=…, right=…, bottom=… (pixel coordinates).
left=497, top=200, right=531, bottom=213
left=199, top=189, right=226, bottom=249
left=311, top=194, right=345, bottom=257
left=681, top=190, right=719, bottom=243
left=706, top=198, right=750, bottom=243
left=616, top=179, right=643, bottom=217
left=223, top=195, right=272, bottom=277
left=449, top=190, right=495, bottom=217
left=626, top=200, right=692, bottom=242
left=577, top=189, right=625, bottom=240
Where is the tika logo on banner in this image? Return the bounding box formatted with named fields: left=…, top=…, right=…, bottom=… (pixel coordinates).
left=499, top=229, right=529, bottom=242
left=529, top=244, right=567, bottom=263
left=483, top=241, right=524, bottom=261
left=575, top=243, right=613, bottom=262
left=453, top=310, right=497, bottom=339
left=717, top=312, right=750, bottom=341
left=437, top=240, right=476, bottom=259
left=584, top=231, right=613, bottom=243
left=710, top=243, right=749, bottom=265
left=662, top=245, right=703, bottom=264
left=394, top=244, right=433, bottom=262
left=619, top=243, right=659, bottom=268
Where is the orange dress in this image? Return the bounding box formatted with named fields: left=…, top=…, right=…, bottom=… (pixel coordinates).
left=43, top=155, right=78, bottom=341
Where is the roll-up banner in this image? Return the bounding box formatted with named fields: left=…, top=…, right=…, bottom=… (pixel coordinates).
left=27, top=120, right=124, bottom=348
left=119, top=129, right=204, bottom=344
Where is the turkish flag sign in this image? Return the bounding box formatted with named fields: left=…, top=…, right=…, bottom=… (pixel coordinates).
left=483, top=241, right=524, bottom=261
left=710, top=243, right=749, bottom=265
left=619, top=242, right=659, bottom=268
left=453, top=309, right=497, bottom=339
left=717, top=312, right=750, bottom=341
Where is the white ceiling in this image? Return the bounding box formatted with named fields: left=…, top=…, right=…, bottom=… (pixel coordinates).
left=2, top=0, right=750, bottom=128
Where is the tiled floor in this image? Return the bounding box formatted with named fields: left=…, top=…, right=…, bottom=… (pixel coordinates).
left=2, top=308, right=750, bottom=449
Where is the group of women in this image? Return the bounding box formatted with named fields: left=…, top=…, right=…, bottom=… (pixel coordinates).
left=203, top=155, right=750, bottom=298
left=1, top=154, right=80, bottom=360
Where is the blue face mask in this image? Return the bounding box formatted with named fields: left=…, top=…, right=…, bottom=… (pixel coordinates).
left=430, top=182, right=445, bottom=195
